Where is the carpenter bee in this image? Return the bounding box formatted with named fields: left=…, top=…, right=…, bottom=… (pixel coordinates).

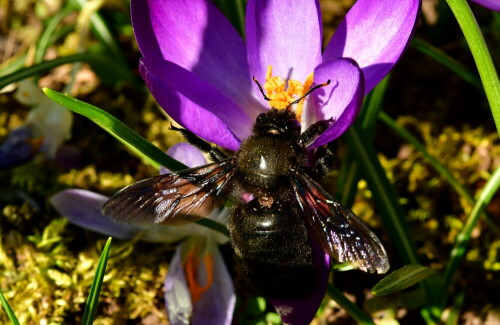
left=102, top=79, right=389, bottom=299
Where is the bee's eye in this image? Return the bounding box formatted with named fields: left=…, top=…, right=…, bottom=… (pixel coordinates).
left=256, top=113, right=266, bottom=123
left=287, top=119, right=301, bottom=131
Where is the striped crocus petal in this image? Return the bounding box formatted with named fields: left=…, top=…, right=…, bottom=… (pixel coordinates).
left=165, top=238, right=235, bottom=325
left=50, top=189, right=145, bottom=239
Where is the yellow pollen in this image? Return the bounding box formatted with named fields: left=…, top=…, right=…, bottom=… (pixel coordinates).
left=263, top=65, right=314, bottom=121
left=183, top=248, right=214, bottom=303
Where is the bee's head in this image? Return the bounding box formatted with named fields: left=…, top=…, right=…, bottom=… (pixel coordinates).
left=254, top=109, right=301, bottom=137
left=251, top=76, right=330, bottom=138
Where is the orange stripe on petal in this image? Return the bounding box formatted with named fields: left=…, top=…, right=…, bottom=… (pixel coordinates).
left=184, top=248, right=214, bottom=303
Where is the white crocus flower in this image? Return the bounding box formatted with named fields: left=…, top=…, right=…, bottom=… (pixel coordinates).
left=51, top=143, right=235, bottom=325
left=15, top=79, right=73, bottom=158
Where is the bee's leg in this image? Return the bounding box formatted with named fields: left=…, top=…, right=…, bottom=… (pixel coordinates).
left=312, top=140, right=338, bottom=178
left=299, top=119, right=332, bottom=146
left=170, top=125, right=228, bottom=162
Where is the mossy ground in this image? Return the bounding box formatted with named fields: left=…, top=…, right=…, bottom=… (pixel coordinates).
left=1, top=0, right=499, bottom=324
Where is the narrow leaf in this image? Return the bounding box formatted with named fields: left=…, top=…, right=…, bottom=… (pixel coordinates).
left=42, top=88, right=186, bottom=171
left=81, top=237, right=112, bottom=325
left=327, top=284, right=375, bottom=324
left=371, top=264, right=435, bottom=296
left=0, top=54, right=133, bottom=90
left=344, top=125, right=419, bottom=265
left=411, top=37, right=482, bottom=91
left=338, top=75, right=390, bottom=208
left=195, top=218, right=229, bottom=237
left=445, top=0, right=500, bottom=136
left=0, top=288, right=20, bottom=325
left=379, top=111, right=498, bottom=231
left=442, top=166, right=500, bottom=303
left=43, top=89, right=229, bottom=236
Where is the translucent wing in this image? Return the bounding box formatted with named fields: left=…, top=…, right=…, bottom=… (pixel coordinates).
left=292, top=172, right=390, bottom=274
left=102, top=158, right=235, bottom=225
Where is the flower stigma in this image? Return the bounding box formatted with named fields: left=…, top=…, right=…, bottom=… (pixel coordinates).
left=263, top=65, right=314, bottom=121
left=183, top=247, right=214, bottom=303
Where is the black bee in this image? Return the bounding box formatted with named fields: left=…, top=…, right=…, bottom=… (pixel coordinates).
left=102, top=80, right=389, bottom=299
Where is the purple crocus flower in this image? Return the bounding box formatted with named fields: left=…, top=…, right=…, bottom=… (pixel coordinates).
left=131, top=0, right=419, bottom=323
left=51, top=143, right=235, bottom=325
left=469, top=0, right=500, bottom=11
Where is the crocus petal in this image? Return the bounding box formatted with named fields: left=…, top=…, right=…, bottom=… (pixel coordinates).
left=469, top=0, right=500, bottom=11
left=27, top=100, right=73, bottom=158
left=165, top=239, right=235, bottom=325
left=131, top=0, right=261, bottom=117
left=160, top=143, right=208, bottom=175
left=15, top=80, right=43, bottom=106
left=0, top=126, right=38, bottom=169
left=50, top=189, right=143, bottom=239
left=307, top=58, right=364, bottom=148
left=140, top=59, right=249, bottom=150
left=246, top=0, right=322, bottom=84
left=268, top=238, right=330, bottom=325
left=323, top=0, right=420, bottom=93
left=191, top=240, right=235, bottom=325
left=165, top=245, right=193, bottom=325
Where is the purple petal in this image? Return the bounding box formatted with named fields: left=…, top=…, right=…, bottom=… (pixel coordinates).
left=191, top=240, right=235, bottom=325
left=308, top=58, right=364, bottom=148
left=50, top=189, right=143, bottom=239
left=160, top=143, right=208, bottom=175
left=268, top=238, right=330, bottom=325
left=0, top=126, right=38, bottom=169
left=164, top=245, right=192, bottom=325
left=469, top=0, right=500, bottom=11
left=140, top=59, right=250, bottom=150
left=246, top=0, right=322, bottom=84
left=323, top=0, right=420, bottom=93
left=131, top=0, right=261, bottom=118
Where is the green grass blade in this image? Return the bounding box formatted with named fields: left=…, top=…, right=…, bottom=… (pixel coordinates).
left=445, top=0, right=500, bottom=136
left=0, top=288, right=20, bottom=325
left=43, top=88, right=186, bottom=171
left=442, top=166, right=500, bottom=304
left=444, top=291, right=465, bottom=325
left=0, top=54, right=132, bottom=90
left=411, top=37, right=482, bottom=91
left=73, top=0, right=125, bottom=61
left=344, top=125, right=419, bottom=265
left=195, top=218, right=229, bottom=237
left=35, top=6, right=76, bottom=64
left=338, top=76, right=390, bottom=207
left=378, top=112, right=472, bottom=202
left=379, top=111, right=498, bottom=231
left=0, top=53, right=27, bottom=78
left=361, top=76, right=391, bottom=134
left=81, top=237, right=112, bottom=325
left=212, top=0, right=246, bottom=36
left=43, top=89, right=230, bottom=237
left=327, top=284, right=375, bottom=325
left=371, top=264, right=436, bottom=296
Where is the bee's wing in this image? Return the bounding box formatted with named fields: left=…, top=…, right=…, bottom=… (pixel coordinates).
left=292, top=173, right=390, bottom=274
left=102, top=158, right=236, bottom=225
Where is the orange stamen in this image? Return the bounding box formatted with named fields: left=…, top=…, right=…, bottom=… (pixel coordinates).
left=183, top=248, right=214, bottom=303
left=263, top=65, right=315, bottom=121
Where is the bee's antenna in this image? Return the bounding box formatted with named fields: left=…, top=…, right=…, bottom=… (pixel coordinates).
left=252, top=76, right=271, bottom=101
left=285, top=79, right=331, bottom=110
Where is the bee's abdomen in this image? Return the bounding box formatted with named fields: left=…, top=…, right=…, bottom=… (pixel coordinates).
left=228, top=198, right=316, bottom=298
